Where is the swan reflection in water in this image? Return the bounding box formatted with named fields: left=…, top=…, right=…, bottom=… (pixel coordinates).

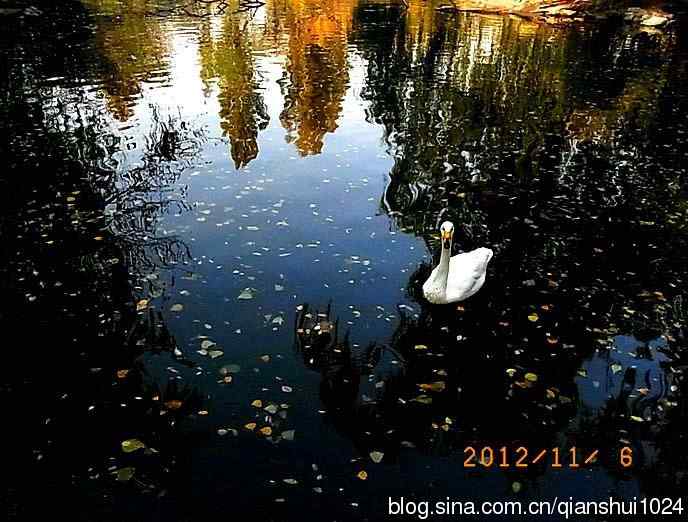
left=292, top=284, right=580, bottom=462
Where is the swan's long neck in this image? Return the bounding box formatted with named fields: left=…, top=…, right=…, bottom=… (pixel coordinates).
left=436, top=239, right=452, bottom=287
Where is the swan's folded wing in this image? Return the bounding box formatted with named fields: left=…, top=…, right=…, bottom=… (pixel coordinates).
left=447, top=248, right=492, bottom=300
left=449, top=248, right=492, bottom=276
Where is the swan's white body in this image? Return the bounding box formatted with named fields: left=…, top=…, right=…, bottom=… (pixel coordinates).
left=422, top=222, right=493, bottom=304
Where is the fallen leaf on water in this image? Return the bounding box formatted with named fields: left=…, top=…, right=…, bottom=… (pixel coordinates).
left=412, top=394, right=432, bottom=405
left=259, top=426, right=272, bottom=436
left=506, top=368, right=517, bottom=377
left=251, top=399, right=263, bottom=408
left=116, top=467, right=135, bottom=482
left=357, top=471, right=368, bottom=480
left=281, top=430, right=295, bottom=441
left=419, top=382, right=446, bottom=392
left=116, top=369, right=129, bottom=379
left=220, top=364, right=240, bottom=374
left=136, top=299, right=149, bottom=312
left=264, top=404, right=278, bottom=414
left=170, top=304, right=184, bottom=312
left=281, top=386, right=293, bottom=393
left=208, top=350, right=224, bottom=359
left=237, top=288, right=256, bottom=300
left=630, top=415, right=644, bottom=423
left=198, top=410, right=209, bottom=416
left=370, top=451, right=384, bottom=463
left=528, top=313, right=539, bottom=322
left=637, top=387, right=649, bottom=396
left=524, top=373, right=538, bottom=383
left=121, top=439, right=145, bottom=453
left=201, top=340, right=216, bottom=350
left=283, top=478, right=298, bottom=485
left=164, top=400, right=183, bottom=410
left=414, top=344, right=428, bottom=351
left=610, top=363, right=623, bottom=374
left=260, top=355, right=270, bottom=363
left=577, top=369, right=588, bottom=378
left=245, top=422, right=257, bottom=431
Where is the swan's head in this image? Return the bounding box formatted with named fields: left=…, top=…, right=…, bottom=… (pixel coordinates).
left=440, top=221, right=454, bottom=249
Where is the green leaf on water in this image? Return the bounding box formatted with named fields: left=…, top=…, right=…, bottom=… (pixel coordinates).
left=115, top=467, right=136, bottom=481
left=121, top=439, right=145, bottom=453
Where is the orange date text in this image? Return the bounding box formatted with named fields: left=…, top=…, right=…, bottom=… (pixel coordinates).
left=462, top=446, right=633, bottom=469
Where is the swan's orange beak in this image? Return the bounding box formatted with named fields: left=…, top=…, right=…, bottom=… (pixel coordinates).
left=441, top=229, right=452, bottom=249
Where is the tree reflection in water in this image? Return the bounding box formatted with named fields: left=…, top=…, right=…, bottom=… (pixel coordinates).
left=1, top=4, right=207, bottom=517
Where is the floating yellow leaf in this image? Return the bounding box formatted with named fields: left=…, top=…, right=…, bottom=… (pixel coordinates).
left=170, top=303, right=184, bottom=312
left=121, top=439, right=145, bottom=453
left=259, top=426, right=272, bottom=436
left=164, top=399, right=183, bottom=410
left=136, top=299, right=149, bottom=312
left=630, top=415, right=644, bottom=422
left=357, top=470, right=368, bottom=480
left=419, top=381, right=446, bottom=392
left=412, top=394, right=433, bottom=405
left=198, top=410, right=209, bottom=416
left=414, top=344, right=428, bottom=351
left=244, top=422, right=257, bottom=431
left=251, top=399, right=263, bottom=408
left=528, top=313, right=539, bottom=322
left=524, top=373, right=538, bottom=383
left=506, top=368, right=517, bottom=377
left=116, top=369, right=129, bottom=379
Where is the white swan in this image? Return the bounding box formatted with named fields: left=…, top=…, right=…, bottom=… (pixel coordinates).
left=422, top=221, right=493, bottom=304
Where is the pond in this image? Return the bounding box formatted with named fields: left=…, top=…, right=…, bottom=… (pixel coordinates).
left=2, top=0, right=687, bottom=520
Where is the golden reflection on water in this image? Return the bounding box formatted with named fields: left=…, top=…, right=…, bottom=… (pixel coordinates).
left=79, top=0, right=675, bottom=164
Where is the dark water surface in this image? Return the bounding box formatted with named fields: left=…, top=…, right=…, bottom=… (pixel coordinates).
left=2, top=1, right=688, bottom=520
